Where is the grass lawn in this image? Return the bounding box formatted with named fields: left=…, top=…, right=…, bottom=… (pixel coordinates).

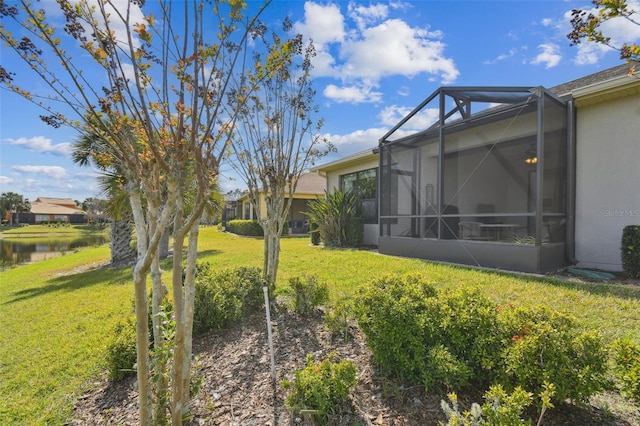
left=1, top=227, right=639, bottom=424
left=0, top=224, right=108, bottom=237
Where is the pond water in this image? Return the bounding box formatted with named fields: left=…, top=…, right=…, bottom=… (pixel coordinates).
left=0, top=235, right=108, bottom=268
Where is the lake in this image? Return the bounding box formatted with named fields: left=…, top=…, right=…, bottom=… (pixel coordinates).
left=0, top=235, right=108, bottom=268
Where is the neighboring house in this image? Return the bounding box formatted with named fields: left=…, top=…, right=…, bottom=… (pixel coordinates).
left=221, top=191, right=243, bottom=226
left=22, top=197, right=88, bottom=224
left=236, top=172, right=326, bottom=234
left=313, top=64, right=639, bottom=273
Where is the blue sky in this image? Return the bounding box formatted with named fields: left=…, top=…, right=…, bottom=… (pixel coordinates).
left=1, top=0, right=638, bottom=203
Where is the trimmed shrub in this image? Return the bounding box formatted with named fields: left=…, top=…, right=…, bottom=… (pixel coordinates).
left=611, top=339, right=640, bottom=401
left=498, top=305, right=609, bottom=403
left=282, top=353, right=357, bottom=423
left=227, top=219, right=264, bottom=236
left=355, top=274, right=502, bottom=390
left=284, top=274, right=329, bottom=316
left=355, top=273, right=609, bottom=402
left=193, top=263, right=264, bottom=335
left=105, top=318, right=138, bottom=381
left=621, top=225, right=640, bottom=278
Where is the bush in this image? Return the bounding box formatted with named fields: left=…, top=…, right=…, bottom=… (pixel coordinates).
left=621, top=225, right=640, bottom=278
left=355, top=273, right=609, bottom=402
left=355, top=274, right=439, bottom=384
left=441, top=385, right=534, bottom=426
left=105, top=318, right=138, bottom=381
left=227, top=219, right=264, bottom=236
left=284, top=275, right=329, bottom=316
left=282, top=353, right=357, bottom=423
left=305, top=189, right=363, bottom=247
left=497, top=305, right=609, bottom=403
left=324, top=298, right=354, bottom=341
left=441, top=383, right=555, bottom=426
left=310, top=220, right=320, bottom=245
left=610, top=339, right=640, bottom=401
left=355, top=274, right=502, bottom=390
left=193, top=263, right=264, bottom=335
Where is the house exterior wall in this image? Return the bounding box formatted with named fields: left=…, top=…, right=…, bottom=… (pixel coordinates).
left=324, top=157, right=380, bottom=246
left=574, top=93, right=640, bottom=271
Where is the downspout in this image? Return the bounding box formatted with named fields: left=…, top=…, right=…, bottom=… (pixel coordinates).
left=535, top=87, right=544, bottom=248
left=376, top=144, right=383, bottom=238
left=565, top=98, right=577, bottom=265
left=437, top=89, right=445, bottom=239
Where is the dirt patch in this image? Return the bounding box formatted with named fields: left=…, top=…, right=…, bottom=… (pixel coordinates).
left=71, top=305, right=640, bottom=425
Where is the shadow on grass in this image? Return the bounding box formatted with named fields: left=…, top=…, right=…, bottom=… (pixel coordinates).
left=492, top=268, right=640, bottom=302
left=192, top=249, right=222, bottom=259
left=4, top=265, right=131, bottom=305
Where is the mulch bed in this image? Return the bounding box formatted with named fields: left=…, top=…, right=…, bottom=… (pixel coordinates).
left=71, top=305, right=640, bottom=425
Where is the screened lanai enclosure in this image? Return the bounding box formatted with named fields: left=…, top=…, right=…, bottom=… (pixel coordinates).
left=378, top=87, right=574, bottom=273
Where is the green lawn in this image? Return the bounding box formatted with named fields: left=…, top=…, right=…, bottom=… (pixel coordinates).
left=1, top=227, right=639, bottom=424
left=0, top=224, right=106, bottom=236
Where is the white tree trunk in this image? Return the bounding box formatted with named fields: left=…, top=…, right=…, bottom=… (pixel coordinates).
left=130, top=191, right=152, bottom=426
left=181, top=224, right=200, bottom=413
left=171, top=211, right=186, bottom=426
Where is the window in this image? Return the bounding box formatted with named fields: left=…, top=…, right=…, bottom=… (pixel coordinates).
left=340, top=168, right=378, bottom=224
left=244, top=202, right=251, bottom=220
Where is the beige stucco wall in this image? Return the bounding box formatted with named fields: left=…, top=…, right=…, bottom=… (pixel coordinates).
left=324, top=156, right=380, bottom=246
left=575, top=94, right=640, bottom=271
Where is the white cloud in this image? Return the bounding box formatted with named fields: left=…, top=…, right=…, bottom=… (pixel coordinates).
left=295, top=2, right=346, bottom=45
left=322, top=127, right=387, bottom=152
left=0, top=176, right=13, bottom=185
left=348, top=3, right=389, bottom=31
left=295, top=1, right=459, bottom=104
left=484, top=48, right=518, bottom=65
left=340, top=19, right=457, bottom=83
left=3, top=136, right=74, bottom=157
left=530, top=43, right=562, bottom=68
left=12, top=165, right=68, bottom=179
left=573, top=43, right=613, bottom=65
left=323, top=84, right=382, bottom=104
left=379, top=105, right=440, bottom=131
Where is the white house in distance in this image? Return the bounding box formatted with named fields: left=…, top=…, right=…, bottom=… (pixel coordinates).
left=313, top=64, right=640, bottom=273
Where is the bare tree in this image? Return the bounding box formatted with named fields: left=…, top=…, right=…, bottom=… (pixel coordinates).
left=231, top=21, right=334, bottom=286
left=0, top=1, right=272, bottom=423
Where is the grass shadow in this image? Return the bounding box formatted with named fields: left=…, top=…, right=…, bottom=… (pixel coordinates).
left=495, top=269, right=640, bottom=302
left=4, top=264, right=131, bottom=305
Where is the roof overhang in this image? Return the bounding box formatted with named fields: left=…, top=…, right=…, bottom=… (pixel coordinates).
left=572, top=71, right=640, bottom=107
left=311, top=148, right=378, bottom=173
left=571, top=72, right=640, bottom=108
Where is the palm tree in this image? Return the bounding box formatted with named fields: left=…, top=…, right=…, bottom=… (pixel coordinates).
left=0, top=192, right=30, bottom=226
left=73, top=134, right=136, bottom=264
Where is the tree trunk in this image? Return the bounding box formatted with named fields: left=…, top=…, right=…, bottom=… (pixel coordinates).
left=159, top=226, right=170, bottom=259
left=171, top=201, right=186, bottom=426
left=181, top=224, right=199, bottom=414
left=110, top=219, right=135, bottom=265
left=133, top=265, right=151, bottom=426
left=262, top=194, right=286, bottom=287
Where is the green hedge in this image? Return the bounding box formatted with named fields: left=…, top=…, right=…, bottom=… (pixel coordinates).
left=227, top=219, right=263, bottom=236
left=355, top=273, right=609, bottom=404
left=621, top=225, right=640, bottom=278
